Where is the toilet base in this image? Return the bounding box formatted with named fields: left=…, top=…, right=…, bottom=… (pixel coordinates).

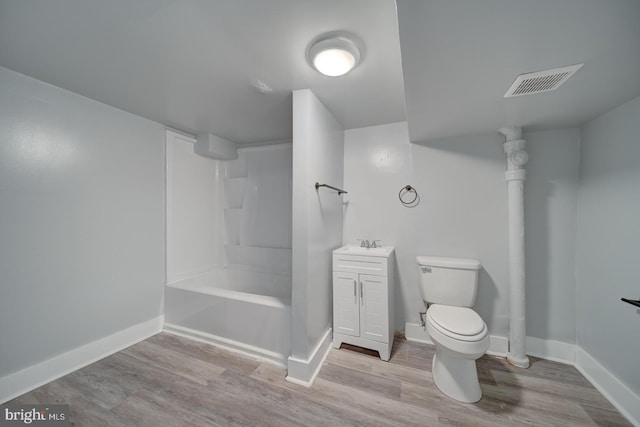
left=431, top=350, right=482, bottom=403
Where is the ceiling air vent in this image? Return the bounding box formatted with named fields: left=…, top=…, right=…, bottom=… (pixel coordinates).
left=504, top=64, right=583, bottom=98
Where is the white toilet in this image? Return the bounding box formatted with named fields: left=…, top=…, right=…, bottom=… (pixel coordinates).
left=416, top=256, right=490, bottom=403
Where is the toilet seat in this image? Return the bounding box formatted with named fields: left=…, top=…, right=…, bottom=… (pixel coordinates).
left=427, top=305, right=487, bottom=342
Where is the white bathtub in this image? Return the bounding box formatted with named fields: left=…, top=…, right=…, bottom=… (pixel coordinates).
left=164, top=268, right=291, bottom=366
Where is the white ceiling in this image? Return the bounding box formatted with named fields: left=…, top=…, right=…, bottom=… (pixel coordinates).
left=397, top=0, right=640, bottom=142
left=1, top=1, right=639, bottom=145
left=0, top=0, right=406, bottom=144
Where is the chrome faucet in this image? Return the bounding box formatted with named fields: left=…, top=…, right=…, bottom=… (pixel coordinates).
left=359, top=239, right=380, bottom=248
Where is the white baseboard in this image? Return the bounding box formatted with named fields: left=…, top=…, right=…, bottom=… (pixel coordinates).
left=286, top=328, right=332, bottom=387
left=163, top=323, right=287, bottom=368
left=575, top=347, right=640, bottom=427
left=405, top=322, right=637, bottom=426
left=0, top=315, right=164, bottom=404
left=486, top=335, right=509, bottom=357
left=404, top=322, right=433, bottom=345
left=525, top=336, right=576, bottom=365
left=404, top=322, right=508, bottom=356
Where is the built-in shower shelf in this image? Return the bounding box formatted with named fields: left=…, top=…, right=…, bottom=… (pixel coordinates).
left=224, top=154, right=248, bottom=179
left=224, top=177, right=247, bottom=208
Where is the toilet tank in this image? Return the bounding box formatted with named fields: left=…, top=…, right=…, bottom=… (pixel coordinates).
left=416, top=256, right=481, bottom=307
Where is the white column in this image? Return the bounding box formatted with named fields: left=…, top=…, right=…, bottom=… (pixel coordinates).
left=499, top=126, right=530, bottom=369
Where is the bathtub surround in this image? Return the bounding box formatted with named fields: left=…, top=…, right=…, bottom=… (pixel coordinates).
left=0, top=66, right=165, bottom=402
left=499, top=127, right=530, bottom=369
left=165, top=131, right=292, bottom=278
left=164, top=130, right=292, bottom=365
left=231, top=144, right=293, bottom=254
left=288, top=89, right=344, bottom=386
left=166, top=130, right=224, bottom=281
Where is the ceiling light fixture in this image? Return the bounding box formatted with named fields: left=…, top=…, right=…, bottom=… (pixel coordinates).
left=307, top=33, right=361, bottom=77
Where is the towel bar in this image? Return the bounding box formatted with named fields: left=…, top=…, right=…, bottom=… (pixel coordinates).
left=621, top=298, right=640, bottom=308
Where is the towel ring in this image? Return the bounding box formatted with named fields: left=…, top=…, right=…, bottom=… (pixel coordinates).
left=399, top=185, right=419, bottom=207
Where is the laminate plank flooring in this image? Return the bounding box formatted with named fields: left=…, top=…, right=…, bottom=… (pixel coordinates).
left=8, top=333, right=632, bottom=427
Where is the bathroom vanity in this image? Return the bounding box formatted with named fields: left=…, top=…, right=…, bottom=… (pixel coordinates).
left=332, top=245, right=395, bottom=361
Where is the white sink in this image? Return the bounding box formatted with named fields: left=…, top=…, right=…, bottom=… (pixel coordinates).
left=333, top=245, right=394, bottom=257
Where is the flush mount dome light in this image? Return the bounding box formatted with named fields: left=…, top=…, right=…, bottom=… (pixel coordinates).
left=307, top=34, right=361, bottom=77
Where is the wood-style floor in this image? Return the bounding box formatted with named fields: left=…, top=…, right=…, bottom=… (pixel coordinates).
left=10, top=333, right=631, bottom=426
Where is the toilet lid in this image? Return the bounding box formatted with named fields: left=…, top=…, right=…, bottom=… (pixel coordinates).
left=427, top=305, right=486, bottom=336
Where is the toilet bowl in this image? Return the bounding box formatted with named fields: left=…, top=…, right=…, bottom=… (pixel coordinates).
left=426, top=304, right=490, bottom=403
left=416, top=256, right=489, bottom=403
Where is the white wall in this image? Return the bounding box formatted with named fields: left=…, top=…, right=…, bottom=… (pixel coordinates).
left=343, top=122, right=581, bottom=344
left=524, top=129, right=580, bottom=343
left=0, top=66, right=165, bottom=378
left=343, top=123, right=509, bottom=336
left=577, top=95, right=640, bottom=395
left=291, top=89, right=344, bottom=360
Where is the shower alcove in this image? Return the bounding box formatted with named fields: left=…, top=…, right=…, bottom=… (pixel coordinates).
left=163, top=89, right=345, bottom=385
left=164, top=130, right=292, bottom=365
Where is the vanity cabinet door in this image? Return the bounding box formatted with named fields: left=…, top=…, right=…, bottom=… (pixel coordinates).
left=333, top=271, right=360, bottom=337
left=360, top=274, right=389, bottom=343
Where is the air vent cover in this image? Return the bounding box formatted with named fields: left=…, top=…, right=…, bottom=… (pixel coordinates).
left=504, top=64, right=583, bottom=98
